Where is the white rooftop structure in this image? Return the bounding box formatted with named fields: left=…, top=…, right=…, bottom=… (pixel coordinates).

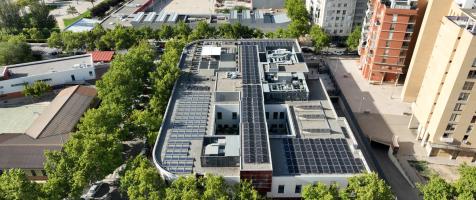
left=201, top=46, right=222, bottom=56
left=64, top=18, right=100, bottom=32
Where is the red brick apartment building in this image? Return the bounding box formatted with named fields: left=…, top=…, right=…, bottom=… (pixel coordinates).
left=359, top=0, right=426, bottom=84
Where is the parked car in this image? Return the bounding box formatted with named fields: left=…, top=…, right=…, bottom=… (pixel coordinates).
left=81, top=182, right=106, bottom=200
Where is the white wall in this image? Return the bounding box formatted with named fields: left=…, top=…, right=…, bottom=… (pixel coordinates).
left=0, top=67, right=96, bottom=95
left=267, top=175, right=352, bottom=198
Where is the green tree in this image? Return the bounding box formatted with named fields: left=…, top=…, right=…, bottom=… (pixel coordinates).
left=233, top=180, right=262, bottom=200
left=418, top=175, right=454, bottom=200
left=285, top=0, right=308, bottom=22
left=287, top=19, right=310, bottom=37
left=27, top=1, right=56, bottom=29
left=0, top=0, right=23, bottom=34
left=174, top=21, right=192, bottom=40
left=189, top=21, right=216, bottom=41
left=303, top=182, right=342, bottom=200
left=218, top=23, right=235, bottom=39
left=309, top=25, right=330, bottom=52
left=159, top=24, right=174, bottom=39
left=76, top=103, right=124, bottom=137
left=61, top=31, right=86, bottom=52
left=454, top=164, right=476, bottom=199
left=345, top=173, right=394, bottom=200
left=165, top=176, right=202, bottom=200
left=99, top=25, right=135, bottom=50
left=0, top=169, right=39, bottom=200
left=47, top=31, right=63, bottom=49
left=0, top=38, right=34, bottom=65
left=120, top=155, right=166, bottom=200
left=346, top=26, right=361, bottom=51
left=202, top=174, right=231, bottom=200
left=23, top=81, right=52, bottom=98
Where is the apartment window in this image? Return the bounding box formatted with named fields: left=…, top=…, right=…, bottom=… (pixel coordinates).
left=404, top=33, right=412, bottom=40
left=450, top=114, right=461, bottom=122
left=472, top=58, right=476, bottom=67
left=458, top=92, right=470, bottom=101
left=472, top=116, right=476, bottom=123
left=409, top=15, right=416, bottom=23
left=344, top=3, right=347, bottom=7
left=232, top=124, right=237, bottom=129
left=339, top=29, right=343, bottom=33
left=454, top=103, right=466, bottom=111
left=71, top=75, right=76, bottom=81
left=336, top=17, right=339, bottom=20
left=446, top=124, right=457, bottom=131
left=407, top=24, right=414, bottom=32
left=463, top=135, right=469, bottom=141
left=382, top=57, right=387, bottom=63
left=272, top=124, right=277, bottom=129
left=217, top=112, right=222, bottom=120
left=41, top=170, right=47, bottom=176
left=467, top=125, right=474, bottom=133
left=295, top=185, right=302, bottom=193
left=278, top=185, right=285, bottom=193
left=279, top=112, right=285, bottom=119
left=273, top=112, right=278, bottom=119
left=337, top=10, right=341, bottom=14
left=384, top=49, right=390, bottom=56
left=337, top=3, right=341, bottom=7
left=279, top=124, right=284, bottom=128
left=343, top=10, right=346, bottom=15
left=266, top=112, right=269, bottom=119
left=443, top=132, right=453, bottom=138
left=89, top=71, right=93, bottom=76
left=392, top=14, right=398, bottom=22
left=402, top=42, right=410, bottom=48
left=232, top=112, right=237, bottom=119
left=463, top=81, right=474, bottom=90
left=468, top=70, right=476, bottom=79
left=388, top=31, right=394, bottom=40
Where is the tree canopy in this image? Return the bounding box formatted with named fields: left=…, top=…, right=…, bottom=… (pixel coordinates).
left=23, top=80, right=52, bottom=98
left=309, top=25, right=330, bottom=51
left=0, top=36, right=34, bottom=65
left=0, top=169, right=39, bottom=200
left=121, top=155, right=166, bottom=200
left=346, top=26, right=361, bottom=51
left=418, top=164, right=476, bottom=200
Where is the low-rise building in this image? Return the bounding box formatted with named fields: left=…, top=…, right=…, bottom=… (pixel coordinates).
left=0, top=54, right=95, bottom=99
left=152, top=39, right=369, bottom=198
left=0, top=85, right=97, bottom=180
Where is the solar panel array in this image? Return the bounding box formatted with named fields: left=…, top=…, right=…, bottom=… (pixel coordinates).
left=282, top=138, right=365, bottom=174
left=240, top=45, right=270, bottom=164
left=241, top=40, right=297, bottom=52
left=241, top=46, right=260, bottom=84
left=163, top=91, right=211, bottom=174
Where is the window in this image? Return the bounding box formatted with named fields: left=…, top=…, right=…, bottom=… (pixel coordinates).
left=295, top=185, right=302, bottom=193
left=384, top=49, right=390, bottom=56
left=71, top=74, right=76, bottom=81
left=217, top=112, right=222, bottom=120
left=458, top=92, right=470, bottom=101
left=388, top=31, right=394, bottom=39
left=232, top=112, right=237, bottom=119
left=472, top=116, right=476, bottom=123
left=89, top=71, right=93, bottom=76
left=450, top=114, right=461, bottom=122
left=278, top=185, right=285, bottom=193
left=279, top=112, right=285, bottom=119
left=402, top=41, right=410, bottom=48
left=266, top=112, right=269, bottom=119
left=278, top=124, right=284, bottom=128
left=463, top=81, right=474, bottom=90
left=386, top=40, right=391, bottom=47
left=467, top=125, right=474, bottom=134
left=31, top=170, right=36, bottom=176
left=41, top=170, right=47, bottom=176
left=343, top=10, right=346, bottom=15
left=454, top=103, right=465, bottom=111
left=446, top=124, right=456, bottom=131
left=11, top=82, right=28, bottom=87
left=443, top=132, right=452, bottom=138
left=468, top=70, right=476, bottom=79
left=337, top=10, right=340, bottom=14
left=232, top=124, right=237, bottom=129
left=271, top=124, right=277, bottom=129
left=273, top=112, right=278, bottom=119
left=463, top=135, right=469, bottom=141
left=473, top=58, right=476, bottom=67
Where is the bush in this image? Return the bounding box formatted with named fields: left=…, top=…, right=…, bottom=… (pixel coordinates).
left=91, top=0, right=125, bottom=17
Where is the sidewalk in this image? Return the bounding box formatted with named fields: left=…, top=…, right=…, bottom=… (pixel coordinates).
left=324, top=57, right=462, bottom=184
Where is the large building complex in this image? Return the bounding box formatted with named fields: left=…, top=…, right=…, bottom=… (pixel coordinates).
left=401, top=0, right=476, bottom=160
left=358, top=0, right=424, bottom=84
left=0, top=55, right=96, bottom=99
left=305, top=0, right=365, bottom=36
left=152, top=39, right=369, bottom=198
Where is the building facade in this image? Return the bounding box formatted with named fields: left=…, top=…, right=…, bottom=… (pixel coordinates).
left=152, top=39, right=370, bottom=198
left=403, top=0, right=476, bottom=161
left=358, top=0, right=423, bottom=84
left=305, top=0, right=360, bottom=36
left=0, top=55, right=95, bottom=99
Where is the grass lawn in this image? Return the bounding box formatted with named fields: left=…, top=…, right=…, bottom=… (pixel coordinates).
left=63, top=10, right=92, bottom=28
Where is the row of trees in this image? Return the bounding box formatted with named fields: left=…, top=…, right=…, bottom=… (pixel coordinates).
left=418, top=164, right=476, bottom=200
left=0, top=0, right=56, bottom=39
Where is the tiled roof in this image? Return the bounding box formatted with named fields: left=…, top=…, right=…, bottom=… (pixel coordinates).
left=91, top=51, right=115, bottom=62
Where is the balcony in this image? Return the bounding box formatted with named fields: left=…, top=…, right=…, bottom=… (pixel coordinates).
left=447, top=16, right=476, bottom=35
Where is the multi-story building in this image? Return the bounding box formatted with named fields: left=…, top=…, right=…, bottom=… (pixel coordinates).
left=0, top=54, right=96, bottom=99
left=152, top=39, right=370, bottom=198
left=305, top=0, right=361, bottom=36
left=402, top=0, right=476, bottom=160
left=358, top=0, right=424, bottom=84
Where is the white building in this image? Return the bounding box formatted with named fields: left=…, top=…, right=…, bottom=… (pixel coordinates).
left=0, top=54, right=95, bottom=98
left=306, top=0, right=364, bottom=36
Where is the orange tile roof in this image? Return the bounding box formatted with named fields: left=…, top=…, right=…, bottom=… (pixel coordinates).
left=91, top=51, right=115, bottom=62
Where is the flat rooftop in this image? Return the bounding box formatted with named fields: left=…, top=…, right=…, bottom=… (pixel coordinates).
left=154, top=39, right=368, bottom=179
left=101, top=0, right=152, bottom=29
left=2, top=54, right=93, bottom=79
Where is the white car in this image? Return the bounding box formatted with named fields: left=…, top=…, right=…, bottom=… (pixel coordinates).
left=333, top=50, right=345, bottom=55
